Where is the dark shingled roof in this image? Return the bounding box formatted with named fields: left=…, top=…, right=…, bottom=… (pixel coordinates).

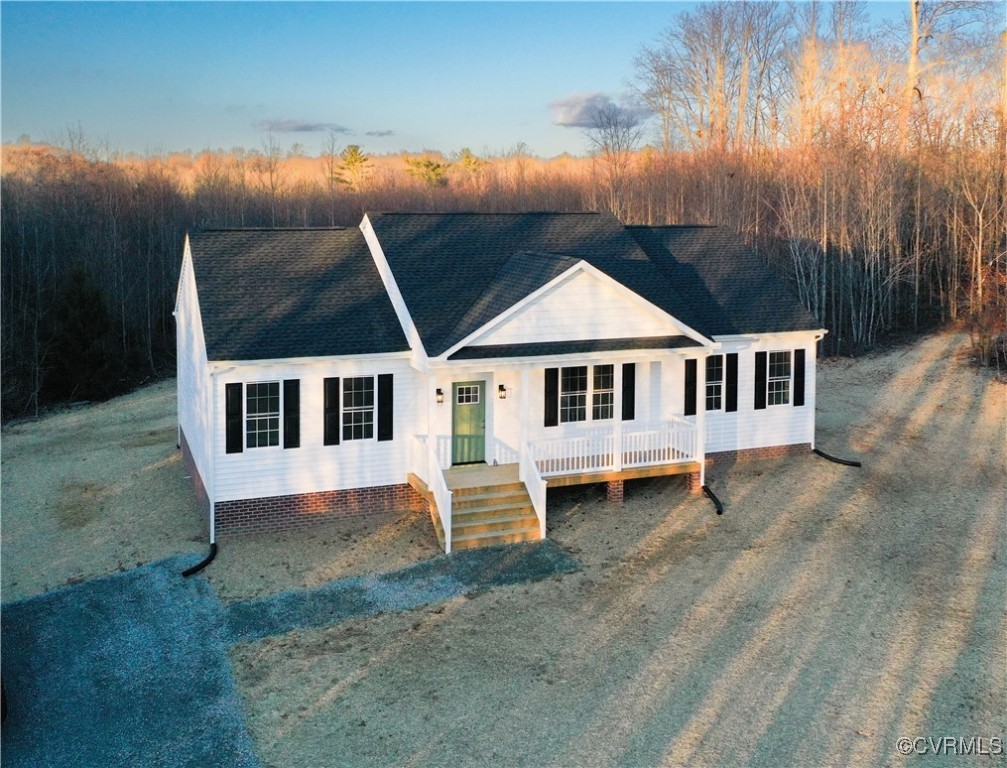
left=627, top=226, right=820, bottom=335
left=449, top=335, right=702, bottom=360
left=188, top=228, right=409, bottom=361
left=367, top=212, right=708, bottom=355
left=444, top=250, right=581, bottom=348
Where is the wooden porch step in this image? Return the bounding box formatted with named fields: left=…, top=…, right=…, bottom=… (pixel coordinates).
left=455, top=495, right=535, bottom=513
left=415, top=468, right=543, bottom=552
left=452, top=514, right=539, bottom=537
left=452, top=504, right=535, bottom=522
left=452, top=489, right=530, bottom=508
left=450, top=481, right=527, bottom=497
left=450, top=527, right=542, bottom=551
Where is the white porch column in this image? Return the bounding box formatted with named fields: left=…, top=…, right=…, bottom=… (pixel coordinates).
left=696, top=354, right=707, bottom=485
left=519, top=367, right=530, bottom=452
left=613, top=361, right=624, bottom=471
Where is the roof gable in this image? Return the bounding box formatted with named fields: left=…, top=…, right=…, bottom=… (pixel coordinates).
left=459, top=261, right=698, bottom=353
left=365, top=212, right=709, bottom=355
left=188, top=228, right=409, bottom=361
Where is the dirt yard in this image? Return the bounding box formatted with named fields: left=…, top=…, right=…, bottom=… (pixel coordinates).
left=2, top=330, right=1004, bottom=767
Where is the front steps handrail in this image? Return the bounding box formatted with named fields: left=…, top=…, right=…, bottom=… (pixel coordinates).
left=519, top=442, right=548, bottom=540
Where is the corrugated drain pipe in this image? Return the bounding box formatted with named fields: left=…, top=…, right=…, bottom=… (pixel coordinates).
left=182, top=542, right=217, bottom=577
left=812, top=448, right=862, bottom=467
left=183, top=495, right=217, bottom=578
left=702, top=485, right=724, bottom=515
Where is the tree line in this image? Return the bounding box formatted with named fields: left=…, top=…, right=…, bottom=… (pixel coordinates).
left=2, top=0, right=1004, bottom=418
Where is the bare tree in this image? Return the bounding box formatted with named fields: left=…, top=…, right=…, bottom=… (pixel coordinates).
left=585, top=104, right=643, bottom=219
left=251, top=135, right=285, bottom=226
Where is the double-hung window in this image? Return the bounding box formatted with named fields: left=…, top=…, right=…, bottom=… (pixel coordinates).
left=767, top=351, right=791, bottom=406
left=342, top=376, right=375, bottom=441
left=225, top=380, right=298, bottom=454
left=559, top=365, right=615, bottom=423
left=705, top=355, right=724, bottom=411
left=592, top=365, right=614, bottom=420
left=560, top=366, right=588, bottom=423
left=246, top=381, right=280, bottom=448
left=546, top=363, right=634, bottom=426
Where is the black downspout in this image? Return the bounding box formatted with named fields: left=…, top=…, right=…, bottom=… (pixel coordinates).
left=702, top=485, right=724, bottom=515
left=812, top=448, right=862, bottom=467
left=182, top=542, right=218, bottom=577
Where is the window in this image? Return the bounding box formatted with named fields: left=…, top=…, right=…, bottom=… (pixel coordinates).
left=767, top=351, right=791, bottom=406
left=560, top=366, right=588, bottom=423
left=559, top=365, right=616, bottom=423
left=706, top=355, right=724, bottom=411
left=343, top=376, right=374, bottom=440
left=456, top=385, right=480, bottom=404
left=246, top=381, right=279, bottom=448
left=546, top=364, right=636, bottom=427
left=592, top=365, right=614, bottom=420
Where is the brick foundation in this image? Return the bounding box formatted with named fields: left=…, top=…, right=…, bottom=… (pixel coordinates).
left=606, top=480, right=625, bottom=504
left=179, top=428, right=211, bottom=532
left=214, top=483, right=427, bottom=537
left=686, top=470, right=702, bottom=494
left=705, top=443, right=811, bottom=468
left=179, top=428, right=426, bottom=537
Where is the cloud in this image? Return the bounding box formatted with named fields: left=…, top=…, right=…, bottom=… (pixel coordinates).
left=256, top=119, right=350, bottom=133
left=365, top=129, right=395, bottom=137
left=549, top=92, right=652, bottom=129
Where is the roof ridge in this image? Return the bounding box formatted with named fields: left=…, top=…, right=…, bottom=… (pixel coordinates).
left=625, top=224, right=717, bottom=230
left=197, top=227, right=349, bottom=232
left=364, top=211, right=603, bottom=217
left=513, top=249, right=581, bottom=262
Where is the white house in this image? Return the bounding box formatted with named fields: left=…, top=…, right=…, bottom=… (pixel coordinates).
left=175, top=212, right=825, bottom=551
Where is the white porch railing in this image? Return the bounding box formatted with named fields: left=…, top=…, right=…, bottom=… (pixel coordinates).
left=409, top=436, right=453, bottom=552
left=519, top=441, right=548, bottom=539
left=621, top=417, right=697, bottom=468
left=528, top=417, right=697, bottom=478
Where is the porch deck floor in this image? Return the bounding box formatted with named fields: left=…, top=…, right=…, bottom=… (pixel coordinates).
left=443, top=463, right=519, bottom=490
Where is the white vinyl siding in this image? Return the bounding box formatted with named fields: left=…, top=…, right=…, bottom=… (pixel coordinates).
left=212, top=357, right=418, bottom=503
left=699, top=336, right=818, bottom=453
left=174, top=241, right=214, bottom=496
left=468, top=269, right=688, bottom=347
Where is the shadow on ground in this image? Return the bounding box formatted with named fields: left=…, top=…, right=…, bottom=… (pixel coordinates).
left=1, top=542, right=578, bottom=768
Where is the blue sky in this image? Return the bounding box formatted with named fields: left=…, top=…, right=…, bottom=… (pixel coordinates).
left=2, top=1, right=906, bottom=159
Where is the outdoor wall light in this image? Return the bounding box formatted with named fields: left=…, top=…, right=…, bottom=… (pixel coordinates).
left=498, top=384, right=507, bottom=399
left=435, top=388, right=444, bottom=404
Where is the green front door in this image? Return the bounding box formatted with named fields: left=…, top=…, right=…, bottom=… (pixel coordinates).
left=452, top=381, right=486, bottom=465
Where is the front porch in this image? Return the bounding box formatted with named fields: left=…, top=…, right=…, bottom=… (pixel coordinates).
left=409, top=417, right=701, bottom=553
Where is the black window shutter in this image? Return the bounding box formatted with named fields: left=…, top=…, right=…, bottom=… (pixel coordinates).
left=377, top=373, right=394, bottom=441
left=684, top=359, right=697, bottom=416
left=725, top=353, right=739, bottom=412
left=324, top=377, right=340, bottom=445
left=793, top=349, right=806, bottom=407
left=544, top=368, right=559, bottom=427
left=754, top=351, right=767, bottom=410
left=225, top=383, right=243, bottom=454
left=621, top=363, right=636, bottom=421
left=283, top=379, right=300, bottom=448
